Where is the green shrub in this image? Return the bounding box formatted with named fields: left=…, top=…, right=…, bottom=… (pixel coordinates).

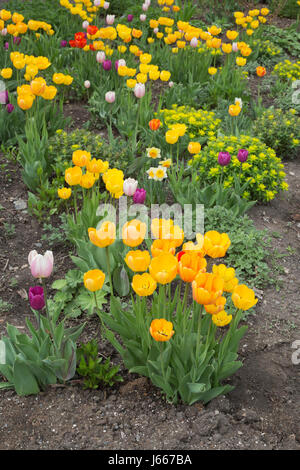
left=252, top=108, right=300, bottom=159
left=190, top=134, right=288, bottom=202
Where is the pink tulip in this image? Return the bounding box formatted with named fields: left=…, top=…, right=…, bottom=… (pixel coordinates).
left=123, top=178, right=138, bottom=196
left=232, top=42, right=238, bottom=52
left=28, top=250, right=54, bottom=278
left=168, top=81, right=174, bottom=88
left=1, top=28, right=7, bottom=36
left=106, top=15, right=115, bottom=25
left=142, top=3, right=149, bottom=11
left=153, top=27, right=159, bottom=34
left=134, top=83, right=145, bottom=98
left=82, top=21, right=89, bottom=29
left=103, top=1, right=110, bottom=9
left=140, top=14, right=146, bottom=21
left=84, top=80, right=91, bottom=89
left=190, top=37, right=198, bottom=48
left=105, top=91, right=115, bottom=103
left=94, top=0, right=101, bottom=5
left=96, top=51, right=106, bottom=63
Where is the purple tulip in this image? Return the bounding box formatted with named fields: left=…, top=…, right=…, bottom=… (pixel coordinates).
left=28, top=286, right=45, bottom=311
left=6, top=103, right=14, bottom=113
left=127, top=14, right=133, bottom=22
left=13, top=37, right=21, bottom=45
left=133, top=188, right=146, bottom=204
left=60, top=40, right=68, bottom=48
left=102, top=59, right=112, bottom=71
left=218, top=151, right=231, bottom=166
left=0, top=90, right=8, bottom=105
left=4, top=42, right=9, bottom=50
left=237, top=149, right=249, bottom=163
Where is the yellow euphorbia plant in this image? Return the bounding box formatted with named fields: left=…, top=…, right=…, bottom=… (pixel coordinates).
left=85, top=219, right=258, bottom=405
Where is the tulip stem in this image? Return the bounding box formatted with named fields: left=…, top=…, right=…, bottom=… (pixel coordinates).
left=73, top=190, right=78, bottom=223
left=41, top=278, right=56, bottom=349
left=94, top=291, right=103, bottom=339
left=105, top=246, right=113, bottom=296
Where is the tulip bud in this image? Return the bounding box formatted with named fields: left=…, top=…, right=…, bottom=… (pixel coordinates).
left=232, top=42, right=238, bottom=52
left=190, top=37, right=198, bottom=47
left=123, top=178, right=138, bottom=196
left=237, top=149, right=249, bottom=163
left=28, top=250, right=54, bottom=279
left=96, top=51, right=106, bottom=63
left=4, top=42, right=9, bottom=50
left=0, top=90, right=8, bottom=105
left=127, top=14, right=133, bottom=22
left=140, top=14, right=146, bottom=21
left=105, top=91, right=115, bottom=103
left=134, top=83, right=145, bottom=98
left=6, top=103, right=14, bottom=113
left=102, top=59, right=112, bottom=71
left=84, top=80, right=91, bottom=88
left=82, top=21, right=89, bottom=29
left=133, top=188, right=146, bottom=204
left=106, top=14, right=115, bottom=25
left=28, top=286, right=45, bottom=310
left=142, top=3, right=149, bottom=11
left=1, top=28, right=7, bottom=36
left=218, top=151, right=231, bottom=166
left=60, top=39, right=68, bottom=47
left=103, top=1, right=110, bottom=9
left=168, top=81, right=174, bottom=87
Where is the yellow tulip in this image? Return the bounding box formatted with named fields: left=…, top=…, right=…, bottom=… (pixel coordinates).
left=83, top=269, right=105, bottom=292
left=132, top=273, right=157, bottom=296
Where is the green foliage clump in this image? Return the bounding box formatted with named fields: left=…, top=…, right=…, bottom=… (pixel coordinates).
left=77, top=340, right=123, bottom=390
left=273, top=59, right=300, bottom=82
left=253, top=108, right=300, bottom=159
left=190, top=134, right=288, bottom=202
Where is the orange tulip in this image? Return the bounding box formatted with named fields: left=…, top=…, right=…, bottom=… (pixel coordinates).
left=132, top=273, right=157, bottom=296
left=212, top=264, right=238, bottom=292
left=204, top=231, right=231, bottom=258
left=125, top=250, right=151, bottom=272
left=151, top=239, right=176, bottom=257
left=150, top=318, right=174, bottom=342
left=232, top=284, right=258, bottom=310
left=88, top=222, right=116, bottom=248
left=149, top=253, right=178, bottom=285
left=178, top=253, right=207, bottom=282
left=83, top=269, right=105, bottom=292
left=192, top=272, right=224, bottom=305
left=149, top=119, right=161, bottom=131
left=204, top=296, right=226, bottom=314
left=256, top=66, right=266, bottom=77
left=65, top=166, right=82, bottom=186
left=122, top=219, right=147, bottom=248
left=212, top=310, right=232, bottom=327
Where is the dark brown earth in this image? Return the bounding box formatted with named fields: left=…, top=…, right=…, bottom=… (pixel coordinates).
left=0, top=151, right=299, bottom=450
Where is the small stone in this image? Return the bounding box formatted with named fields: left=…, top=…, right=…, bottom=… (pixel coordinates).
left=13, top=199, right=27, bottom=211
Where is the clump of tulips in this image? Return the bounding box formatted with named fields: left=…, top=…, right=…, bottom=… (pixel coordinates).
left=0, top=250, right=85, bottom=396
left=83, top=218, right=258, bottom=405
